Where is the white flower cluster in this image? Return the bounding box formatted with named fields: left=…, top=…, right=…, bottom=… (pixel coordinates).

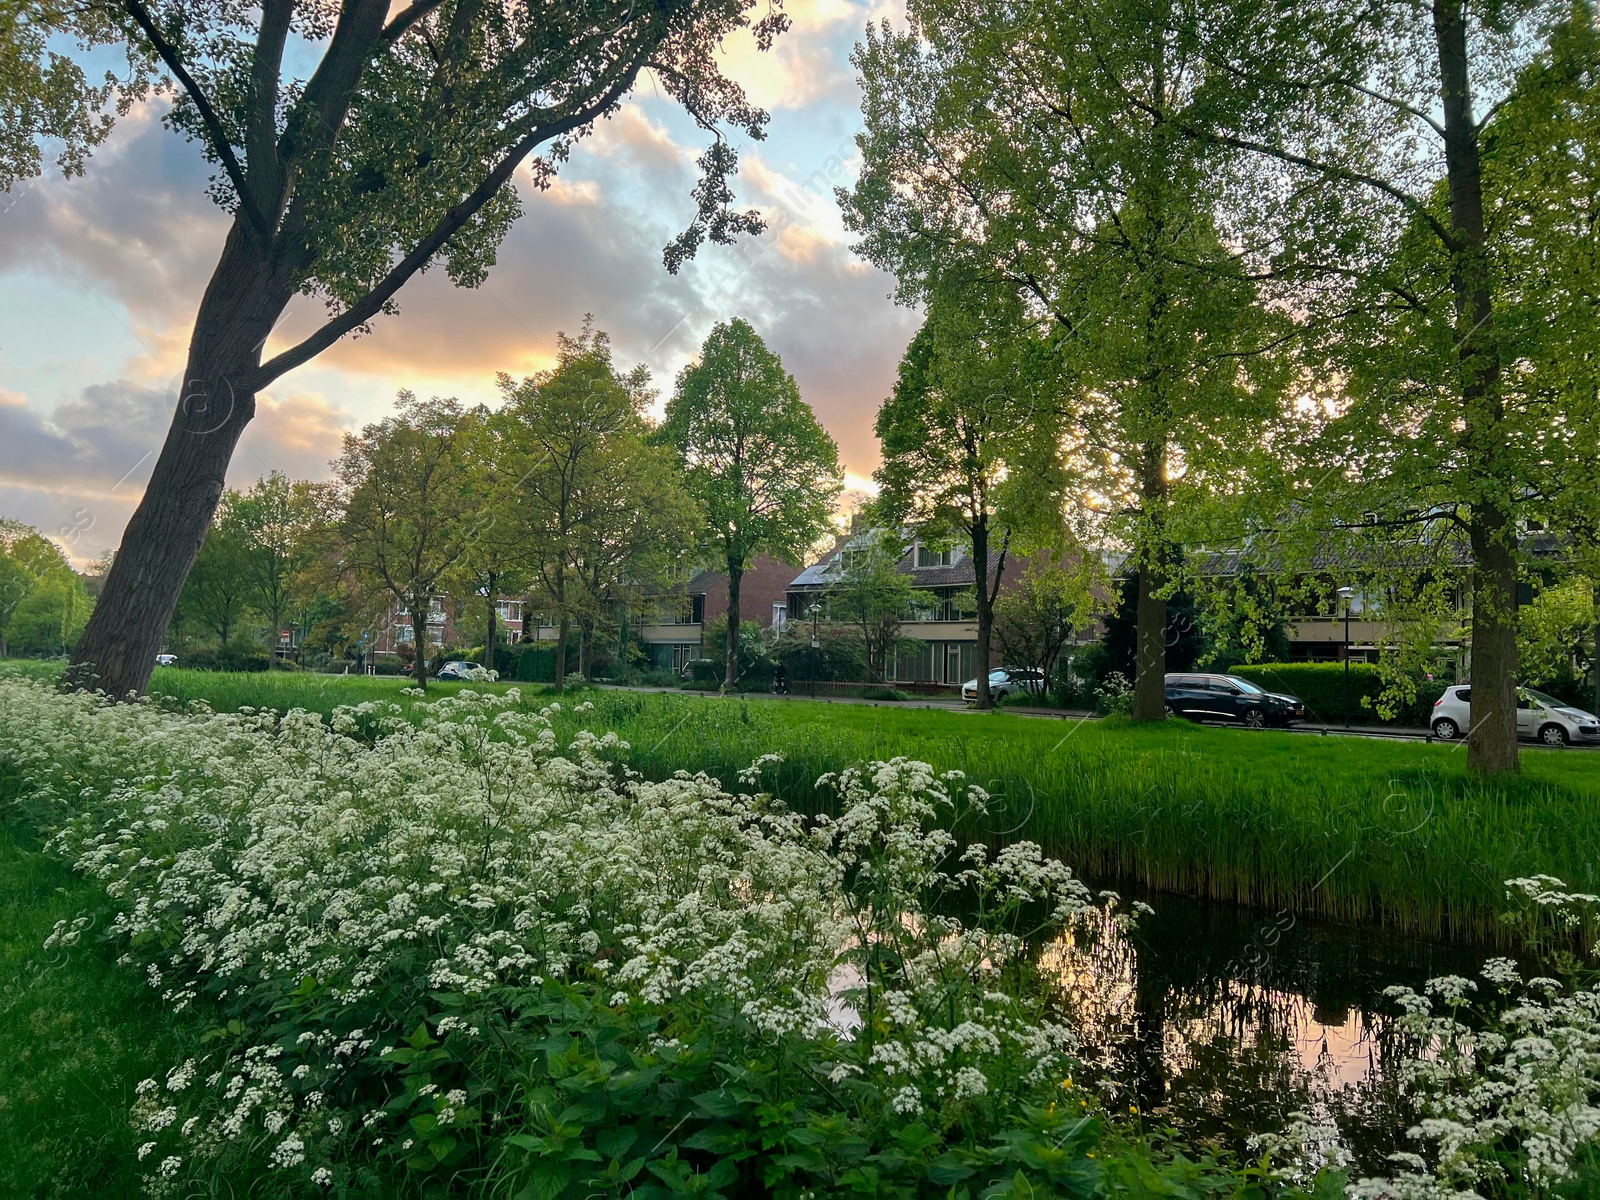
left=0, top=678, right=1099, bottom=1189
left=1348, top=921, right=1600, bottom=1196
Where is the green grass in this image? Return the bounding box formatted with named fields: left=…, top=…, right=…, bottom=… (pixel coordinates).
left=0, top=767, right=194, bottom=1199
left=134, top=671, right=1600, bottom=941
left=11, top=663, right=1599, bottom=940
left=142, top=665, right=549, bottom=719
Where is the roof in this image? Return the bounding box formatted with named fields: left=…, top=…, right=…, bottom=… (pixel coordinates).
left=788, top=527, right=999, bottom=591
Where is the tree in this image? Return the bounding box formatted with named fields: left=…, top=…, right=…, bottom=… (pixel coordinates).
left=565, top=429, right=699, bottom=681
left=445, top=418, right=526, bottom=673
left=5, top=573, right=92, bottom=656
left=499, top=322, right=657, bottom=688
left=0, top=1, right=123, bottom=190
left=873, top=301, right=1068, bottom=709
left=843, top=0, right=1291, bottom=721
left=993, top=558, right=1098, bottom=697
left=336, top=394, right=479, bottom=690
left=1164, top=0, right=1600, bottom=773
left=174, top=495, right=252, bottom=645
left=0, top=519, right=90, bottom=657
left=661, top=319, right=842, bottom=690
left=231, top=471, right=316, bottom=653
left=46, top=0, right=788, bottom=698
left=827, top=528, right=932, bottom=683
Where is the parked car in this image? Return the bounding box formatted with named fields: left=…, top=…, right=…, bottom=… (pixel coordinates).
left=1163, top=673, right=1305, bottom=728
left=962, top=667, right=1047, bottom=704
left=436, top=660, right=494, bottom=682
left=155, top=653, right=178, bottom=667
left=1431, top=685, right=1600, bottom=746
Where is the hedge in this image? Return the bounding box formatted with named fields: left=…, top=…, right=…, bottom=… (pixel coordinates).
left=1230, top=662, right=1449, bottom=727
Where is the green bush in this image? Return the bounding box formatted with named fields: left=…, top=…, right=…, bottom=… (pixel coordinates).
left=1230, top=662, right=1451, bottom=726
left=511, top=644, right=558, bottom=682
left=184, top=640, right=272, bottom=673
left=858, top=686, right=909, bottom=701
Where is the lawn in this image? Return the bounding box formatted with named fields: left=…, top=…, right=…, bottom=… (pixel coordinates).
left=0, top=767, right=193, bottom=1200
left=121, top=668, right=1600, bottom=942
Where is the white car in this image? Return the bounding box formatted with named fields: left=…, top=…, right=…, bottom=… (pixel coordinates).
left=962, top=667, right=1046, bottom=704
left=155, top=653, right=178, bottom=667
left=1431, top=684, right=1600, bottom=746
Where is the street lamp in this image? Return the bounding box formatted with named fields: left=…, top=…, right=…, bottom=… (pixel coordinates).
left=1337, top=586, right=1355, bottom=728
left=809, top=602, right=821, bottom=648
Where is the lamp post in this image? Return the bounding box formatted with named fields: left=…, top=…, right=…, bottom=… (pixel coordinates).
left=1337, top=586, right=1354, bottom=728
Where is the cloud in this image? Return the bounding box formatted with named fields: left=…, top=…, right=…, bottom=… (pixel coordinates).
left=0, top=5, right=918, bottom=561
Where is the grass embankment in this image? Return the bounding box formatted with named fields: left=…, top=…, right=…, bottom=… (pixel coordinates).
left=0, top=767, right=191, bottom=1199
left=127, top=669, right=1600, bottom=943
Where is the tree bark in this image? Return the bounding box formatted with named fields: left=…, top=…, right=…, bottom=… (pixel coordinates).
left=1132, top=438, right=1171, bottom=722
left=411, top=607, right=429, bottom=690
left=972, top=517, right=993, bottom=709
left=724, top=558, right=744, bottom=691
left=66, top=226, right=288, bottom=697
left=1433, top=0, right=1516, bottom=774
left=1133, top=568, right=1169, bottom=721
left=579, top=617, right=594, bottom=680
left=483, top=571, right=499, bottom=673
left=555, top=615, right=570, bottom=691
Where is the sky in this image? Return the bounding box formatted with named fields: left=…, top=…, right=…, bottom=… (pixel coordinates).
left=0, top=0, right=917, bottom=565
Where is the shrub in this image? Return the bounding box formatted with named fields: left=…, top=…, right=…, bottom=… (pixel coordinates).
left=858, top=685, right=909, bottom=701
left=1230, top=662, right=1452, bottom=726
left=0, top=680, right=1114, bottom=1197
left=510, top=643, right=558, bottom=682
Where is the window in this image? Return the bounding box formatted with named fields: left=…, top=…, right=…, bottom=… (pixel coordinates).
left=772, top=602, right=787, bottom=632
left=915, top=542, right=953, bottom=569
left=496, top=600, right=522, bottom=622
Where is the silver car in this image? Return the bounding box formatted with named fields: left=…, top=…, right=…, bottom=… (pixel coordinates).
left=962, top=667, right=1046, bottom=704
left=1431, top=684, right=1600, bottom=746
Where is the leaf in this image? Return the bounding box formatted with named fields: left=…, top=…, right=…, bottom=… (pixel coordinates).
left=927, top=1155, right=976, bottom=1185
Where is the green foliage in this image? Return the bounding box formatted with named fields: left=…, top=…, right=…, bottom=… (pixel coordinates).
left=1520, top=576, right=1596, bottom=692
left=1229, top=663, right=1450, bottom=728
left=0, top=519, right=91, bottom=657
left=336, top=393, right=482, bottom=689
left=498, top=320, right=698, bottom=684
left=91, top=670, right=1600, bottom=941
left=0, top=771, right=193, bottom=1200
left=4, top=571, right=91, bottom=656
left=661, top=318, right=842, bottom=592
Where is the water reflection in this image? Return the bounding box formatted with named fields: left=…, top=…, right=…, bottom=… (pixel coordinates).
left=1039, top=893, right=1487, bottom=1173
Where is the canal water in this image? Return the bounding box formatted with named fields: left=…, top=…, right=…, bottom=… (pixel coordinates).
left=1042, top=890, right=1489, bottom=1174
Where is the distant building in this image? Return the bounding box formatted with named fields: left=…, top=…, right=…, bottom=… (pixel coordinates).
left=786, top=531, right=1025, bottom=687
left=633, top=555, right=802, bottom=673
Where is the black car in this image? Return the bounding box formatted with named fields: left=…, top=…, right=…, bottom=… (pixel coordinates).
left=1163, top=673, right=1304, bottom=728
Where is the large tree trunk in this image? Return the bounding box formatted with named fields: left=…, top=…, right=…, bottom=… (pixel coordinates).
left=1133, top=568, right=1168, bottom=721
left=972, top=518, right=993, bottom=709
left=411, top=608, right=429, bottom=690
left=724, top=558, right=744, bottom=691
left=67, top=226, right=285, bottom=697
left=1132, top=439, right=1171, bottom=722
left=484, top=574, right=498, bottom=672
left=1434, top=0, right=1516, bottom=774
left=555, top=615, right=570, bottom=691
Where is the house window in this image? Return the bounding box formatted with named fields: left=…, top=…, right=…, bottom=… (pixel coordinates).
left=395, top=624, right=415, bottom=645
left=496, top=600, right=522, bottom=622
left=914, top=543, right=953, bottom=569
left=772, top=602, right=787, bottom=632
left=691, top=594, right=705, bottom=624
